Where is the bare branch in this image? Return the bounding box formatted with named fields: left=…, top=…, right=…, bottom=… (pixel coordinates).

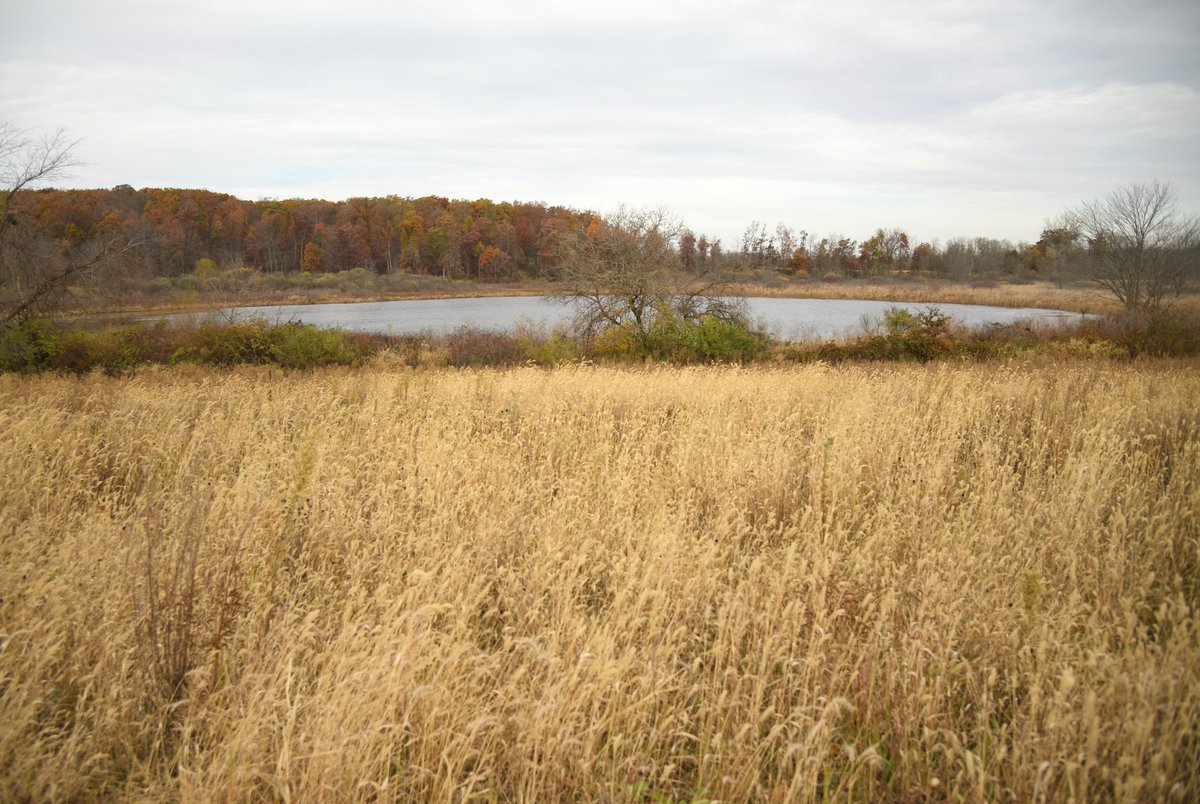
left=554, top=205, right=748, bottom=349
left=1, top=237, right=143, bottom=327
left=1, top=124, right=80, bottom=226
left=1064, top=181, right=1198, bottom=315
left=2, top=124, right=136, bottom=327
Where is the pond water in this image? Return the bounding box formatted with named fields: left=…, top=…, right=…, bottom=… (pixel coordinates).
left=155, top=296, right=1085, bottom=340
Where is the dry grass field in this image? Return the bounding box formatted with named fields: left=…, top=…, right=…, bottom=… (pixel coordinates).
left=730, top=279, right=1140, bottom=317
left=1, top=359, right=1197, bottom=801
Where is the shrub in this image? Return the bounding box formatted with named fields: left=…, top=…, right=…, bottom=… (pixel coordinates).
left=443, top=326, right=527, bottom=367
left=1, top=320, right=176, bottom=374
left=168, top=320, right=364, bottom=368
left=589, top=321, right=643, bottom=360
left=514, top=322, right=580, bottom=366
left=659, top=315, right=770, bottom=363
left=581, top=313, right=769, bottom=364
left=193, top=257, right=218, bottom=277
left=171, top=321, right=277, bottom=366
left=148, top=277, right=179, bottom=295
left=0, top=317, right=61, bottom=371
left=54, top=325, right=151, bottom=374
left=268, top=322, right=363, bottom=368
left=1085, top=313, right=1200, bottom=358
left=864, top=306, right=954, bottom=362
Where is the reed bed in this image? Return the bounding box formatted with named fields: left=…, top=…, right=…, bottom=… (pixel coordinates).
left=0, top=360, right=1197, bottom=801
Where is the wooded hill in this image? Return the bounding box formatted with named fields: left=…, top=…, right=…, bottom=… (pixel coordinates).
left=12, top=187, right=603, bottom=280
left=13, top=186, right=1137, bottom=286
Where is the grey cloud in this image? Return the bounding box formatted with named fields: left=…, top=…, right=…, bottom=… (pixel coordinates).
left=1, top=0, right=1197, bottom=242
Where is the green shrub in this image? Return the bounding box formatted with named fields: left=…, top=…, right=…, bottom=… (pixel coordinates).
left=514, top=322, right=580, bottom=366
left=1, top=320, right=170, bottom=374
left=671, top=315, right=770, bottom=362
left=171, top=321, right=277, bottom=366
left=268, top=322, right=363, bottom=368
left=193, top=258, right=218, bottom=277
left=881, top=307, right=922, bottom=335
left=524, top=332, right=580, bottom=365
left=583, top=314, right=769, bottom=364
left=0, top=319, right=368, bottom=373
left=865, top=306, right=954, bottom=362
left=53, top=325, right=151, bottom=374
left=168, top=320, right=364, bottom=368
left=0, top=318, right=61, bottom=371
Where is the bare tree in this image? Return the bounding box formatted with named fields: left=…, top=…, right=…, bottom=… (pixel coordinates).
left=555, top=205, right=743, bottom=348
left=775, top=223, right=796, bottom=268
left=1, top=124, right=139, bottom=327
left=739, top=220, right=773, bottom=269
left=1065, top=181, right=1199, bottom=315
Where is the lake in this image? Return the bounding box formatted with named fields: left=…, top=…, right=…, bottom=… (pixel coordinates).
left=159, top=296, right=1085, bottom=340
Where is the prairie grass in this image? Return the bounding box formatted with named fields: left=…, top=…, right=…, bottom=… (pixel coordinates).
left=0, top=360, right=1197, bottom=801
left=729, top=278, right=1130, bottom=316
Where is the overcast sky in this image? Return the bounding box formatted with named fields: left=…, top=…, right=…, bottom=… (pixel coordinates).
left=2, top=0, right=1197, bottom=245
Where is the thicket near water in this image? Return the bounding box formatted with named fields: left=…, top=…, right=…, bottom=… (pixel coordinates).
left=0, top=361, right=1197, bottom=800
left=4, top=309, right=1200, bottom=375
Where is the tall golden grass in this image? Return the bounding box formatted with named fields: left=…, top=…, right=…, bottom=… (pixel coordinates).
left=730, top=279, right=1132, bottom=315
left=1, top=360, right=1197, bottom=801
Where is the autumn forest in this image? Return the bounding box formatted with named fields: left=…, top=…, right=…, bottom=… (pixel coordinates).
left=14, top=186, right=1074, bottom=283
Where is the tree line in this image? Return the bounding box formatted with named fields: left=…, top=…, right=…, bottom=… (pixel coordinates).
left=12, top=184, right=1126, bottom=285
left=10, top=186, right=605, bottom=280
left=736, top=221, right=1128, bottom=286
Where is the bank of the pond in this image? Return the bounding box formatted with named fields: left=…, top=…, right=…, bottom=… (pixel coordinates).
left=64, top=273, right=1132, bottom=318
left=4, top=307, right=1199, bottom=374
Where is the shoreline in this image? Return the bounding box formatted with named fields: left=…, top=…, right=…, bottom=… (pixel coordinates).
left=58, top=277, right=1136, bottom=320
